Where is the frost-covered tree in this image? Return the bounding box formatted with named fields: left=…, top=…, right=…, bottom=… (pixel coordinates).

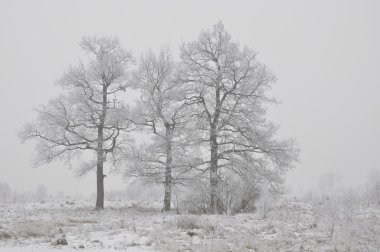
left=131, top=48, right=200, bottom=211
left=0, top=182, right=11, bottom=202
left=318, top=172, right=336, bottom=199
left=180, top=22, right=298, bottom=213
left=366, top=169, right=380, bottom=204
left=35, top=184, right=47, bottom=201
left=19, top=37, right=134, bottom=209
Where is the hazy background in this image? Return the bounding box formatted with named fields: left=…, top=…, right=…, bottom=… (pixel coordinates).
left=0, top=0, right=379, bottom=197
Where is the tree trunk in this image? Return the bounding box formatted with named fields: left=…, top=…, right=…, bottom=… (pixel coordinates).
left=96, top=84, right=107, bottom=210
left=96, top=154, right=104, bottom=210
left=209, top=126, right=219, bottom=214
left=210, top=75, right=221, bottom=214
left=95, top=126, right=105, bottom=210
left=163, top=124, right=173, bottom=212
left=163, top=182, right=171, bottom=212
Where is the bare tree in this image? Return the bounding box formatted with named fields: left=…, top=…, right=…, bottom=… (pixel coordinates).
left=35, top=184, right=47, bottom=201
left=19, top=36, right=134, bottom=209
left=131, top=48, right=200, bottom=211
left=180, top=22, right=298, bottom=213
left=366, top=169, right=380, bottom=204
left=0, top=182, right=11, bottom=202
left=318, top=172, right=336, bottom=200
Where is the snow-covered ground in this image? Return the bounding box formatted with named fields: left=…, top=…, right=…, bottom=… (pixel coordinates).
left=0, top=248, right=150, bottom=252
left=1, top=199, right=379, bottom=251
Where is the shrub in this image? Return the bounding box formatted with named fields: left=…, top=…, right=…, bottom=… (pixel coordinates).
left=180, top=173, right=261, bottom=214
left=176, top=215, right=201, bottom=229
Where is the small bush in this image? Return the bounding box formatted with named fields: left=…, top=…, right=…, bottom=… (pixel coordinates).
left=13, top=220, right=61, bottom=238
left=180, top=174, right=261, bottom=214
left=180, top=180, right=210, bottom=214
left=176, top=215, right=201, bottom=229
left=0, top=230, right=11, bottom=239
left=55, top=238, right=68, bottom=246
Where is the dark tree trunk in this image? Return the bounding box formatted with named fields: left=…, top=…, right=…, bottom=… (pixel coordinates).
left=163, top=181, right=171, bottom=212
left=210, top=75, right=221, bottom=214
left=95, top=125, right=105, bottom=210
left=209, top=126, right=219, bottom=214
left=96, top=155, right=104, bottom=210
left=163, top=124, right=173, bottom=212
left=96, top=84, right=107, bottom=210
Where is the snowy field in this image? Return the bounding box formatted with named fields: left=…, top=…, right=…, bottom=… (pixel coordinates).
left=1, top=199, right=380, bottom=252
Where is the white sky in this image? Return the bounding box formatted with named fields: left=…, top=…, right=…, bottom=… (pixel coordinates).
left=0, top=0, right=379, bottom=196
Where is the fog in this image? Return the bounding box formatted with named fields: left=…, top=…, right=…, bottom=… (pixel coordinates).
left=1, top=0, right=379, bottom=197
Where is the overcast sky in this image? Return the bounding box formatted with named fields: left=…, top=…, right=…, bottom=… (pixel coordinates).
left=0, top=0, right=379, bottom=196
